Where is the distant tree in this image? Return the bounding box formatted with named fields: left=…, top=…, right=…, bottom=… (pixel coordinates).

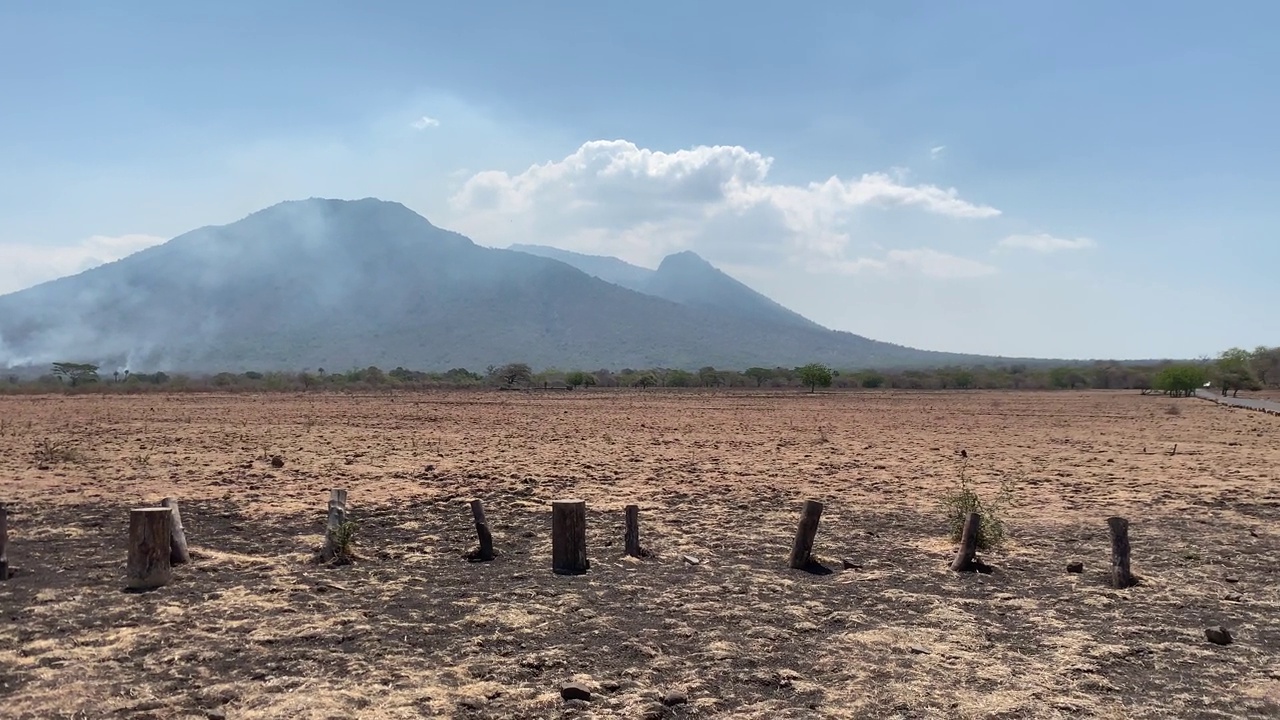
left=51, top=362, right=99, bottom=387
left=860, top=373, right=885, bottom=389
left=796, top=363, right=833, bottom=393
left=243, top=371, right=265, bottom=380
left=952, top=370, right=975, bottom=389
left=1250, top=346, right=1280, bottom=387
left=665, top=369, right=694, bottom=388
left=1048, top=366, right=1087, bottom=389
left=744, top=367, right=773, bottom=387
left=633, top=372, right=659, bottom=389
left=565, top=370, right=597, bottom=389
left=443, top=367, right=482, bottom=384
left=1216, top=347, right=1259, bottom=398
left=697, top=366, right=722, bottom=387
left=497, top=363, right=533, bottom=387
left=1152, top=364, right=1208, bottom=397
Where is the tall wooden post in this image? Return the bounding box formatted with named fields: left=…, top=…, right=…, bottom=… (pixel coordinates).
left=788, top=500, right=824, bottom=569
left=0, top=504, right=9, bottom=581
left=469, top=499, right=494, bottom=561
left=624, top=504, right=642, bottom=558
left=951, top=512, right=981, bottom=571
left=1107, top=516, right=1134, bottom=588
left=551, top=499, right=589, bottom=574
left=160, top=497, right=190, bottom=565
left=127, top=508, right=173, bottom=590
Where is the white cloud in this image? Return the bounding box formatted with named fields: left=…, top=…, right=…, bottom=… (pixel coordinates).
left=998, top=233, right=1096, bottom=253
left=930, top=145, right=946, bottom=159
left=411, top=115, right=441, bottom=130
left=0, top=234, right=166, bottom=295
left=447, top=139, right=1000, bottom=270
left=819, top=248, right=997, bottom=279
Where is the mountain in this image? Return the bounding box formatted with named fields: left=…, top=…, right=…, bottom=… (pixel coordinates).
left=0, top=198, right=1017, bottom=372
left=510, top=245, right=821, bottom=329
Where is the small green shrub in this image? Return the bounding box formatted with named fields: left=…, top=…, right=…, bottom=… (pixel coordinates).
left=330, top=520, right=359, bottom=562
left=940, top=461, right=1016, bottom=549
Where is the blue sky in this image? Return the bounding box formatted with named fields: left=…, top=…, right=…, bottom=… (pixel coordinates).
left=2, top=2, right=1276, bottom=359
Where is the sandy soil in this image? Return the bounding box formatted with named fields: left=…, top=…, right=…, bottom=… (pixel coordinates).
left=1, top=389, right=1277, bottom=719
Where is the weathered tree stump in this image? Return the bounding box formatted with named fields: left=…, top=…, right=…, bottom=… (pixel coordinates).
left=551, top=499, right=589, bottom=574
left=127, top=508, right=173, bottom=591
left=320, top=490, right=349, bottom=563
left=951, top=511, right=981, bottom=571
left=624, top=504, right=645, bottom=558
left=468, top=499, right=494, bottom=562
left=0, top=504, right=9, bottom=581
left=1107, top=516, right=1135, bottom=588
left=788, top=500, right=824, bottom=569
left=160, top=497, right=190, bottom=565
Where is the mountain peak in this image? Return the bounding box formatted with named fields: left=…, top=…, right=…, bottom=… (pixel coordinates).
left=656, top=250, right=713, bottom=271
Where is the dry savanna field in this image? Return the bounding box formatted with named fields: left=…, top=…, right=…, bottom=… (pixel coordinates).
left=1, top=389, right=1278, bottom=719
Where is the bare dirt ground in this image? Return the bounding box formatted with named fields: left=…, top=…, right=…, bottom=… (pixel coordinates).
left=1, top=390, right=1278, bottom=719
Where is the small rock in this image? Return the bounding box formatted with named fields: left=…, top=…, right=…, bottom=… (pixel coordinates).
left=1205, top=626, right=1234, bottom=645
left=1066, top=561, right=1084, bottom=574
left=841, top=558, right=862, bottom=570
left=1225, top=592, right=1243, bottom=602
left=205, top=710, right=227, bottom=720
left=458, top=696, right=487, bottom=710
left=270, top=454, right=285, bottom=468
left=1225, top=576, right=1239, bottom=584
left=662, top=690, right=689, bottom=706
left=681, top=555, right=701, bottom=566
left=560, top=682, right=592, bottom=702
left=601, top=679, right=622, bottom=692
left=908, top=645, right=931, bottom=655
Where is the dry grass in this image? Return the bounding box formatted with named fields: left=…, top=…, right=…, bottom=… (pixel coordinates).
left=0, top=389, right=1278, bottom=719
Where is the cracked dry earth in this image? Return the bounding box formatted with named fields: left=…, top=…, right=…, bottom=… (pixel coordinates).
left=1, top=389, right=1278, bottom=719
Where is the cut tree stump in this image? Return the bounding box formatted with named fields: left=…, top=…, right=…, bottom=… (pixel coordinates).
left=468, top=499, right=495, bottom=562
left=551, top=499, right=589, bottom=575
left=160, top=497, right=190, bottom=565
left=0, top=504, right=8, bottom=581
left=320, top=490, right=349, bottom=563
left=951, top=512, right=981, bottom=571
left=624, top=503, right=645, bottom=558
left=788, top=500, right=824, bottom=569
left=1107, top=516, right=1135, bottom=588
left=127, top=508, right=173, bottom=591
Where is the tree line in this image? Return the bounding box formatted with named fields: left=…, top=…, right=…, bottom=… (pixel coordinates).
left=5, top=347, right=1276, bottom=396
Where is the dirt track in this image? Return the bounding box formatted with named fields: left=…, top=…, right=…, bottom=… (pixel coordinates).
left=1, top=390, right=1278, bottom=719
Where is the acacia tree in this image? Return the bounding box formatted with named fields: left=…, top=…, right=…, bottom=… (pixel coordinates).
left=744, top=367, right=773, bottom=387
left=796, top=363, right=834, bottom=393
left=497, top=363, right=532, bottom=387
left=565, top=370, right=596, bottom=389
left=1216, top=348, right=1260, bottom=397
left=51, top=362, right=99, bottom=387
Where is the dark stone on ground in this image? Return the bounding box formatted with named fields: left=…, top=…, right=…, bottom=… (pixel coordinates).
left=1205, top=626, right=1234, bottom=645
left=561, top=682, right=592, bottom=702
left=662, top=690, right=689, bottom=706
left=1066, top=561, right=1084, bottom=573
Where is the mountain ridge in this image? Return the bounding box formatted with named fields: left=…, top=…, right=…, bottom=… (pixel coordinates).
left=0, top=198, right=1032, bottom=372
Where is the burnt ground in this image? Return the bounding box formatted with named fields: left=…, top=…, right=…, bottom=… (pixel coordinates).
left=2, top=487, right=1278, bottom=720
left=1, top=390, right=1279, bottom=718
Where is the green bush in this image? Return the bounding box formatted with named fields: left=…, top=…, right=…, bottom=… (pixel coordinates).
left=940, top=462, right=1015, bottom=549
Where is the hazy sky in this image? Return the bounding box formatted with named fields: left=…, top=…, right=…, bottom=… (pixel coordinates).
left=2, top=2, right=1276, bottom=359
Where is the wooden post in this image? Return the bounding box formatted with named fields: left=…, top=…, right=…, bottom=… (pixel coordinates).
left=788, top=500, right=824, bottom=569
left=160, top=497, right=190, bottom=565
left=127, top=508, right=173, bottom=590
left=321, top=490, right=349, bottom=562
left=951, top=512, right=981, bottom=571
left=0, top=504, right=8, bottom=581
left=624, top=504, right=643, bottom=558
left=551, top=499, right=589, bottom=575
left=469, top=499, right=494, bottom=561
left=1107, top=516, right=1134, bottom=588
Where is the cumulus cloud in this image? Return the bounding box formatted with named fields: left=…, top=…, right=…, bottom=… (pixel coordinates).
left=447, top=139, right=1000, bottom=272
left=0, top=234, right=166, bottom=295
left=998, top=233, right=1096, bottom=253
left=411, top=115, right=441, bottom=130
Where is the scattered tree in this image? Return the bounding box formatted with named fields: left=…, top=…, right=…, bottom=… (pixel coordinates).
left=565, top=370, right=597, bottom=389
left=744, top=367, right=773, bottom=387
left=1152, top=364, right=1208, bottom=397
left=51, top=362, right=100, bottom=387
left=796, top=363, right=833, bottom=393
left=496, top=363, right=533, bottom=387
